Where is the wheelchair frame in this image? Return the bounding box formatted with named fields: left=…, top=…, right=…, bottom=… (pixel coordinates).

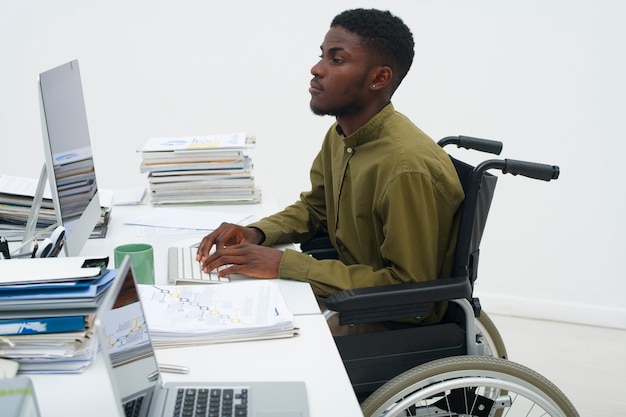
left=302, top=136, right=578, bottom=416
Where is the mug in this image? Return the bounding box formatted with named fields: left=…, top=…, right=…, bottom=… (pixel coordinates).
left=114, top=243, right=155, bottom=285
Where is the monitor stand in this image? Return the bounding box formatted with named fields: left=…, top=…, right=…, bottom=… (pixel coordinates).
left=16, top=164, right=57, bottom=256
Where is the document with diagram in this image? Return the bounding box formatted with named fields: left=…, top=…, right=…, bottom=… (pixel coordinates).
left=137, top=280, right=298, bottom=348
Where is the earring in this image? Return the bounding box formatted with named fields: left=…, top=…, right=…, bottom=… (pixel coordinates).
left=372, top=84, right=376, bottom=89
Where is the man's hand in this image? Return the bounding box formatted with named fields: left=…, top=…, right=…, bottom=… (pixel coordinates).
left=196, top=222, right=280, bottom=278
left=196, top=222, right=264, bottom=262
left=201, top=243, right=283, bottom=279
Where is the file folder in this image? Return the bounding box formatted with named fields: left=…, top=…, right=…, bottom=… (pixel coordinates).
left=0, top=256, right=108, bottom=285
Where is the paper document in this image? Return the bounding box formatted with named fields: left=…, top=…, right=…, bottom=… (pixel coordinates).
left=112, top=187, right=147, bottom=205
left=125, top=207, right=252, bottom=231
left=0, top=316, right=99, bottom=373
left=138, top=281, right=298, bottom=348
left=0, top=175, right=52, bottom=199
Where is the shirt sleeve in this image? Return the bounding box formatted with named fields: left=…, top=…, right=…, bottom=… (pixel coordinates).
left=247, top=149, right=328, bottom=246
left=276, top=171, right=459, bottom=298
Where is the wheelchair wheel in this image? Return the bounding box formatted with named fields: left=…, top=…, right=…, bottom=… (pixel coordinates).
left=361, top=356, right=578, bottom=417
left=476, top=311, right=507, bottom=359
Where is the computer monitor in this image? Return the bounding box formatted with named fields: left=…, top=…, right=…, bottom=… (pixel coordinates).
left=34, top=59, right=102, bottom=257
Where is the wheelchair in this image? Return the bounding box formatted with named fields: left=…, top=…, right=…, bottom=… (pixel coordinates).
left=301, top=136, right=578, bottom=416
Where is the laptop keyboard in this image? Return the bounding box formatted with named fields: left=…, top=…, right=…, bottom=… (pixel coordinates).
left=168, top=247, right=230, bottom=284
left=123, top=395, right=145, bottom=417
left=173, top=387, right=249, bottom=417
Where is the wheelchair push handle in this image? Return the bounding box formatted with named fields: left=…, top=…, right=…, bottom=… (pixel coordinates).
left=478, top=159, right=560, bottom=181
left=503, top=159, right=560, bottom=181
left=438, top=135, right=503, bottom=155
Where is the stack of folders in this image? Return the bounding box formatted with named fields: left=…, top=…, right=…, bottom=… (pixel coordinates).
left=138, top=132, right=260, bottom=205
left=138, top=281, right=298, bottom=349
left=0, top=175, right=111, bottom=241
left=0, top=256, right=114, bottom=373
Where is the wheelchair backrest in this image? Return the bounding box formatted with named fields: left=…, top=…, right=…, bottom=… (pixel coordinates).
left=449, top=156, right=498, bottom=287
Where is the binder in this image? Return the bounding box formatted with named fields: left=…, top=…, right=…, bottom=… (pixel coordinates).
left=0, top=256, right=108, bottom=285
left=0, top=315, right=86, bottom=336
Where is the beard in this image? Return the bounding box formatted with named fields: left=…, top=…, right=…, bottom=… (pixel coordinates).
left=309, top=99, right=365, bottom=117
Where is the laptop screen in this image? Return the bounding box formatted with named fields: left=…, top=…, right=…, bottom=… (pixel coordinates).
left=97, top=257, right=160, bottom=416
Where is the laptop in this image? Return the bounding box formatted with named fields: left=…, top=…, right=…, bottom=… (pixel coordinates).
left=96, top=256, right=309, bottom=417
left=0, top=376, right=41, bottom=417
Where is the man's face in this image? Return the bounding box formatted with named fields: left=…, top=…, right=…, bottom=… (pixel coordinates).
left=309, top=26, right=373, bottom=117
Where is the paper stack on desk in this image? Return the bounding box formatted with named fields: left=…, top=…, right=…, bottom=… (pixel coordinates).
left=0, top=316, right=99, bottom=374
left=138, top=280, right=298, bottom=348
left=0, top=258, right=115, bottom=373
left=138, top=132, right=260, bottom=205
left=0, top=174, right=111, bottom=241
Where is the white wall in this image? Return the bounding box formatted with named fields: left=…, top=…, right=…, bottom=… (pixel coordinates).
left=1, top=0, right=624, bottom=329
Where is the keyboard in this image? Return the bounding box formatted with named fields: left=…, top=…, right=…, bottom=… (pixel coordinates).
left=172, top=387, right=248, bottom=417
left=168, top=246, right=230, bottom=284
left=123, top=394, right=145, bottom=417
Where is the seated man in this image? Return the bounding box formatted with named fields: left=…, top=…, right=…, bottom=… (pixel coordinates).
left=196, top=8, right=464, bottom=333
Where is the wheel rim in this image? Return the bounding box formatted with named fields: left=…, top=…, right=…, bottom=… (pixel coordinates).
left=362, top=356, right=578, bottom=417
left=376, top=375, right=563, bottom=417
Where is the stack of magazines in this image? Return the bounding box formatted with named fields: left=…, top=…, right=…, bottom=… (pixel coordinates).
left=0, top=257, right=114, bottom=373
left=138, top=132, right=259, bottom=205
left=0, top=175, right=110, bottom=242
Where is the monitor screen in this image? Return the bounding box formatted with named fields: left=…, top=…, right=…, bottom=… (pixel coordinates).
left=38, top=60, right=101, bottom=257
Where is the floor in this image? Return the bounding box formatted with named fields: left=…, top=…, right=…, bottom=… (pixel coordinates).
left=489, top=314, right=626, bottom=416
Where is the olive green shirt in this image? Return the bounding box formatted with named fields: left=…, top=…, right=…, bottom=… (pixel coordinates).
left=249, top=104, right=463, bottom=320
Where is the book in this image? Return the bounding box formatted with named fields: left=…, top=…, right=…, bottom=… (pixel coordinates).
left=0, top=256, right=109, bottom=285
left=140, top=149, right=245, bottom=163
left=0, top=315, right=87, bottom=336
left=0, top=175, right=110, bottom=241
left=140, top=159, right=248, bottom=174
left=137, top=133, right=258, bottom=205
left=0, top=315, right=99, bottom=373
left=0, top=267, right=116, bottom=320
left=138, top=132, right=255, bottom=152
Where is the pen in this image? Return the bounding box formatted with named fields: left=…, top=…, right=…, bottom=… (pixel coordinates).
left=158, top=363, right=190, bottom=374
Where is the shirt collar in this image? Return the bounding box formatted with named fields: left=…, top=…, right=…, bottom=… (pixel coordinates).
left=337, top=103, right=395, bottom=149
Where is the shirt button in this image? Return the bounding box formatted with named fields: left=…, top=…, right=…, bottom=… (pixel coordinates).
left=346, top=147, right=353, bottom=153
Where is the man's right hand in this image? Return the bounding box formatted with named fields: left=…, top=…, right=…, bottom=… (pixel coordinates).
left=195, top=222, right=264, bottom=263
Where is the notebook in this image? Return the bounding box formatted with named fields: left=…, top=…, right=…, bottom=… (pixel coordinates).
left=96, top=256, right=309, bottom=417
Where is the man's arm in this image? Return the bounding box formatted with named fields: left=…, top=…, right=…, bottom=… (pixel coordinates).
left=277, top=172, right=461, bottom=297
left=247, top=149, right=329, bottom=246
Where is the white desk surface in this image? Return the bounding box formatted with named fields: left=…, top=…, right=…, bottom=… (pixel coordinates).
left=26, top=200, right=363, bottom=417
left=30, top=315, right=362, bottom=417
left=156, top=315, right=362, bottom=417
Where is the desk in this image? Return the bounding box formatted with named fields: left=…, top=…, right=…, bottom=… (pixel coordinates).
left=27, top=200, right=364, bottom=417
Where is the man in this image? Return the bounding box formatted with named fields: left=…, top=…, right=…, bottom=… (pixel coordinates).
left=197, top=8, right=464, bottom=327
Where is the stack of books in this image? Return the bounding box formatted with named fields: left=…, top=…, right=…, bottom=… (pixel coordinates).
left=138, top=132, right=259, bottom=205
left=0, top=256, right=114, bottom=373
left=0, top=175, right=111, bottom=242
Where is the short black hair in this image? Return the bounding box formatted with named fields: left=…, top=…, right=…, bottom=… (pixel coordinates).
left=331, top=8, right=415, bottom=91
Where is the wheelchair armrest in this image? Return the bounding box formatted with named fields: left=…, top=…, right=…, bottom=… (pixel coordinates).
left=301, top=233, right=339, bottom=260
left=325, top=276, right=472, bottom=324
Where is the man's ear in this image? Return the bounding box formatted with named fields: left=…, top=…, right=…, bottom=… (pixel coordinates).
left=370, top=66, right=393, bottom=90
